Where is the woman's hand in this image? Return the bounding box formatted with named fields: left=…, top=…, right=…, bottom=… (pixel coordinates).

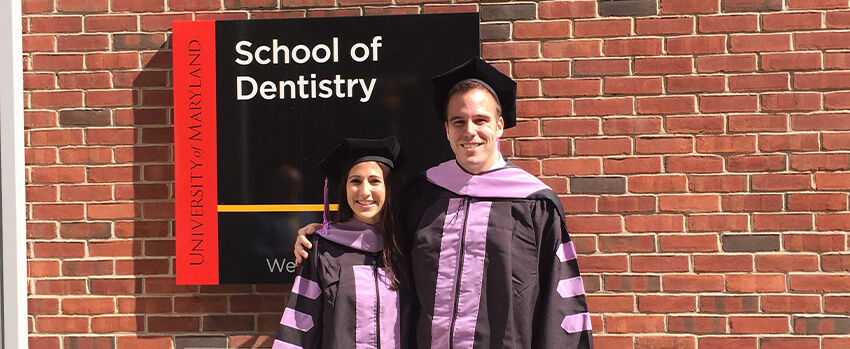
left=294, top=223, right=323, bottom=265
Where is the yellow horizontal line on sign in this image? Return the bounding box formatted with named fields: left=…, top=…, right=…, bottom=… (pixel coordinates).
left=217, top=204, right=339, bottom=212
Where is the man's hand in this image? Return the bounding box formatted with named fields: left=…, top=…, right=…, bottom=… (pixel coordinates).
left=294, top=223, right=322, bottom=266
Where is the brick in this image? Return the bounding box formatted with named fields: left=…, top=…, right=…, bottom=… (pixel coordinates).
left=605, top=275, right=662, bottom=292
left=729, top=73, right=789, bottom=92
left=637, top=96, right=697, bottom=115
left=599, top=235, right=655, bottom=253
left=514, top=61, right=571, bottom=78
left=87, top=166, right=140, bottom=183
left=28, top=260, right=61, bottom=277
left=723, top=0, right=783, bottom=12
left=796, top=31, right=850, bottom=50
left=633, top=255, right=689, bottom=272
left=752, top=173, right=812, bottom=191
left=636, top=336, right=697, bottom=348
left=635, top=17, right=694, bottom=35
left=564, top=215, right=623, bottom=233
left=34, top=279, right=87, bottom=296
left=603, top=156, right=663, bottom=174
left=542, top=78, right=601, bottom=97
left=25, top=110, right=58, bottom=128
left=60, top=184, right=112, bottom=201
left=57, top=0, right=109, bottom=12
left=604, top=38, right=663, bottom=56
left=694, top=254, right=753, bottom=272
left=791, top=153, right=850, bottom=171
left=699, top=14, right=758, bottom=33
left=59, top=147, right=113, bottom=164
left=560, top=195, right=595, bottom=212
left=699, top=94, right=758, bottom=113
left=786, top=233, right=846, bottom=252
left=762, top=295, right=821, bottom=313
left=573, top=137, right=631, bottom=155
left=701, top=295, right=759, bottom=313
left=722, top=194, right=783, bottom=212
left=667, top=115, right=725, bottom=133
left=636, top=136, right=693, bottom=154
left=607, top=315, right=666, bottom=333
left=63, top=260, right=113, bottom=276
left=115, top=336, right=171, bottom=349
left=668, top=35, right=726, bottom=54
left=114, top=70, right=168, bottom=88
left=117, top=297, right=172, bottom=313
left=639, top=295, right=696, bottom=313
left=664, top=274, right=724, bottom=292
left=86, top=52, right=139, bottom=69
left=825, top=338, right=850, bottom=349
left=731, top=33, right=791, bottom=52
left=27, top=222, right=58, bottom=239
left=169, top=0, right=220, bottom=10
left=603, top=117, right=662, bottom=135
left=758, top=254, right=819, bottom=272
left=542, top=39, right=602, bottom=58
left=539, top=1, right=596, bottom=19
left=26, top=185, right=58, bottom=201
left=628, top=174, right=688, bottom=193
left=87, top=128, right=137, bottom=145
left=599, top=0, right=657, bottom=16
left=635, top=56, right=693, bottom=75
left=147, top=316, right=201, bottom=332
left=763, top=11, right=822, bottom=31
left=817, top=173, right=850, bottom=190
left=570, top=176, right=626, bottom=194
left=30, top=16, right=82, bottom=33
left=789, top=193, right=848, bottom=211
left=57, top=34, right=109, bottom=51
left=825, top=296, right=850, bottom=313
left=827, top=10, right=850, bottom=29
left=64, top=337, right=116, bottom=349
left=825, top=92, right=850, bottom=110
left=699, top=337, right=757, bottom=349
left=689, top=175, right=747, bottom=192
left=23, top=0, right=55, bottom=14
left=762, top=52, right=822, bottom=71
left=575, top=98, right=633, bottom=116
left=36, top=316, right=89, bottom=333
left=86, top=90, right=138, bottom=107
left=578, top=255, right=629, bottom=272
left=796, top=71, right=850, bottom=90
left=660, top=0, right=719, bottom=14
left=113, top=33, right=168, bottom=51
left=515, top=139, right=570, bottom=157
left=689, top=214, right=748, bottom=231
left=626, top=215, right=685, bottom=233
left=696, top=135, right=757, bottom=154
left=574, top=18, right=632, bottom=38
left=574, top=59, right=630, bottom=77
left=520, top=100, right=574, bottom=118
left=730, top=316, right=789, bottom=334
left=722, top=234, right=781, bottom=252
left=727, top=154, right=786, bottom=172
left=792, top=113, right=850, bottom=131
left=481, top=42, right=539, bottom=60
left=30, top=129, right=83, bottom=146
left=31, top=203, right=85, bottom=220
left=667, top=155, right=724, bottom=173
left=586, top=294, right=634, bottom=313
left=791, top=275, right=850, bottom=292
left=794, top=317, right=850, bottom=334
left=605, top=77, right=662, bottom=94
left=759, top=133, right=819, bottom=152
left=514, top=21, right=571, bottom=40
left=62, top=297, right=115, bottom=315
left=729, top=114, right=788, bottom=132
left=667, top=75, right=725, bottom=93
left=669, top=316, right=726, bottom=334
left=31, top=91, right=84, bottom=108
left=659, top=194, right=719, bottom=212
left=89, top=241, right=142, bottom=258
left=788, top=0, right=849, bottom=9
left=58, top=110, right=110, bottom=127
left=115, top=146, right=171, bottom=163
left=599, top=195, right=655, bottom=213
left=542, top=158, right=602, bottom=175
left=60, top=222, right=111, bottom=239
left=23, top=35, right=56, bottom=53
left=698, top=54, right=757, bottom=73
left=727, top=274, right=786, bottom=292
left=753, top=213, right=813, bottom=231
left=86, top=15, right=137, bottom=32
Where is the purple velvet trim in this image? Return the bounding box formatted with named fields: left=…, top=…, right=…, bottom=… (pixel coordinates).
left=452, top=201, right=491, bottom=349
left=377, top=268, right=401, bottom=349
left=556, top=276, right=586, bottom=299
left=353, top=265, right=378, bottom=348
left=272, top=339, right=303, bottom=349
left=556, top=241, right=577, bottom=263
left=560, top=312, right=592, bottom=333
left=425, top=160, right=550, bottom=199
left=431, top=198, right=464, bottom=348
left=317, top=219, right=383, bottom=253
left=281, top=307, right=314, bottom=332
left=290, top=276, right=321, bottom=300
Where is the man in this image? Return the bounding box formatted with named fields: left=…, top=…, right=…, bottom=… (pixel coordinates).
left=296, top=57, right=593, bottom=348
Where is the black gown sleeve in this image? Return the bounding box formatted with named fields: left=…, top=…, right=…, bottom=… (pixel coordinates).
left=273, top=237, right=324, bottom=349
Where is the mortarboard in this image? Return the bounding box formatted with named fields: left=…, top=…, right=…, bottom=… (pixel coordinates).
left=431, top=57, right=517, bottom=128
left=318, top=136, right=404, bottom=183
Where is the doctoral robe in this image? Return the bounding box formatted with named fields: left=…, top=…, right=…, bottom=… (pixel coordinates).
left=273, top=219, right=410, bottom=349
left=403, top=160, right=593, bottom=349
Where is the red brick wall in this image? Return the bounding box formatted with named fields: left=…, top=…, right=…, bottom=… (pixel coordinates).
left=23, top=0, right=850, bottom=348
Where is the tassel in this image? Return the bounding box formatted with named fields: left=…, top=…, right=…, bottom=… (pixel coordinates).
left=320, top=177, right=330, bottom=235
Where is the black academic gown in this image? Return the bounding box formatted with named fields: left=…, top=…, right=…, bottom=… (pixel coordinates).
left=403, top=160, right=593, bottom=349
left=273, top=219, right=412, bottom=349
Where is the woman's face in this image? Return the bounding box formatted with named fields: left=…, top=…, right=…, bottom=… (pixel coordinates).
left=346, top=161, right=385, bottom=225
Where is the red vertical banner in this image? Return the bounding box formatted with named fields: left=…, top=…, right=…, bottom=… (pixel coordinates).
left=173, top=21, right=219, bottom=285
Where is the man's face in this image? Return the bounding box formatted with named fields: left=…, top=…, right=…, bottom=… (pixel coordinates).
left=444, top=88, right=504, bottom=174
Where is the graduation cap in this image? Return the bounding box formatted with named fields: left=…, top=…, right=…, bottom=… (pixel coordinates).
left=432, top=57, right=518, bottom=129
left=318, top=136, right=404, bottom=183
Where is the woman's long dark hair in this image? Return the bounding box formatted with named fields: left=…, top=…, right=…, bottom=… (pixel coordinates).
left=334, top=161, right=408, bottom=290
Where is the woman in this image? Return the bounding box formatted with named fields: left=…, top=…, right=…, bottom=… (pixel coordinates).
left=272, top=137, right=411, bottom=349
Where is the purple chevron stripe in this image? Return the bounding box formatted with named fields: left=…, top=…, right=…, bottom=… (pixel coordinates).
left=561, top=312, right=592, bottom=333
left=556, top=241, right=577, bottom=263
left=291, top=276, right=321, bottom=300
left=272, top=339, right=303, bottom=349
left=280, top=307, right=314, bottom=332
left=557, top=276, right=586, bottom=299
